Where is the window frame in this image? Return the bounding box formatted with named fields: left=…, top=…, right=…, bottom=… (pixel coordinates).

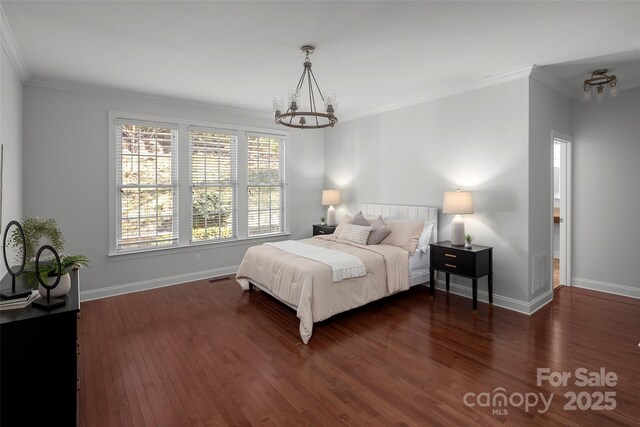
left=108, top=111, right=289, bottom=257
left=188, top=126, right=238, bottom=243
left=246, top=132, right=287, bottom=237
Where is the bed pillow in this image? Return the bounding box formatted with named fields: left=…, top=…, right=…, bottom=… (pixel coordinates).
left=416, top=222, right=435, bottom=254
left=381, top=220, right=424, bottom=254
left=338, top=223, right=372, bottom=245
left=332, top=215, right=352, bottom=237
left=349, top=211, right=370, bottom=226
left=367, top=216, right=391, bottom=245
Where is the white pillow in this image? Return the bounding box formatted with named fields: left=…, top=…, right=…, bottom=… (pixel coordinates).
left=338, top=223, right=372, bottom=245
left=417, top=222, right=435, bottom=254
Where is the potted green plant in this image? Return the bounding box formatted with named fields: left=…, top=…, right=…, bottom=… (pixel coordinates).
left=10, top=217, right=65, bottom=260
left=320, top=216, right=326, bottom=225
left=464, top=234, right=473, bottom=249
left=10, top=217, right=88, bottom=296
left=25, top=254, right=89, bottom=297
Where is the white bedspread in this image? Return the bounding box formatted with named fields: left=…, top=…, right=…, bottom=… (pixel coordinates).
left=265, top=240, right=366, bottom=282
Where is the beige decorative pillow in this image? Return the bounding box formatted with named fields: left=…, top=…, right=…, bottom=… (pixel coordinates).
left=332, top=215, right=352, bottom=237
left=381, top=221, right=425, bottom=254
left=367, top=216, right=391, bottom=245
left=339, top=223, right=372, bottom=245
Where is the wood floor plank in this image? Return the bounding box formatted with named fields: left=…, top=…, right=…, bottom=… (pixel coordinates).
left=78, top=278, right=640, bottom=426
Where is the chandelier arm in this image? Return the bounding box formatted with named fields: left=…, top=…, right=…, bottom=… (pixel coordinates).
left=309, top=77, right=320, bottom=126
left=295, top=68, right=306, bottom=92
left=308, top=70, right=317, bottom=115
left=308, top=69, right=326, bottom=102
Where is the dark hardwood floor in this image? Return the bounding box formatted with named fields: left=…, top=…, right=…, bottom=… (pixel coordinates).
left=79, top=278, right=640, bottom=426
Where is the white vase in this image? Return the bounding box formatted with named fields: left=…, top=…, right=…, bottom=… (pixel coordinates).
left=465, top=242, right=472, bottom=249
left=38, top=272, right=71, bottom=298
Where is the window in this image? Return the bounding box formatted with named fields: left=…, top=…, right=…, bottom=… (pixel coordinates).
left=247, top=133, right=286, bottom=236
left=110, top=113, right=287, bottom=255
left=190, top=127, right=237, bottom=242
left=115, top=121, right=178, bottom=252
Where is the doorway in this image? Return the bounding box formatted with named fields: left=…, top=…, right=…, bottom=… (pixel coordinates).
left=552, top=133, right=572, bottom=289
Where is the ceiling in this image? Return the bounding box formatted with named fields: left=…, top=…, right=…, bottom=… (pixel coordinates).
left=3, top=1, right=640, bottom=120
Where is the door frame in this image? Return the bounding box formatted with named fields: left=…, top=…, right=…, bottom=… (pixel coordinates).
left=551, top=131, right=573, bottom=287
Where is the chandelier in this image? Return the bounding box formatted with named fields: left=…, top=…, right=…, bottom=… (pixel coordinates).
left=582, top=69, right=618, bottom=103
left=273, top=46, right=337, bottom=129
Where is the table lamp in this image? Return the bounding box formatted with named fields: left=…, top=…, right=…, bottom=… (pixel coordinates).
left=322, top=189, right=341, bottom=226
left=443, top=189, right=474, bottom=246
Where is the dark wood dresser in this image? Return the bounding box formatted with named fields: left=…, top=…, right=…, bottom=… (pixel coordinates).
left=1, top=269, right=80, bottom=426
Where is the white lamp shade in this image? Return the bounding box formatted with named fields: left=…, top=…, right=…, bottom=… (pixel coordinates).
left=442, top=190, right=474, bottom=214
left=322, top=190, right=341, bottom=206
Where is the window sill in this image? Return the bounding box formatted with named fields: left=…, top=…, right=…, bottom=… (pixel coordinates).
left=108, top=232, right=291, bottom=261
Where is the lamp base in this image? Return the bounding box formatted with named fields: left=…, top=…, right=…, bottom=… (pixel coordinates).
left=451, top=215, right=465, bottom=246
left=327, top=205, right=337, bottom=226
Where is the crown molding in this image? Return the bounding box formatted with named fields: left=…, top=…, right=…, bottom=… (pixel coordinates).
left=341, top=66, right=534, bottom=122
left=0, top=4, right=29, bottom=82
left=25, top=78, right=274, bottom=121
left=529, top=65, right=574, bottom=98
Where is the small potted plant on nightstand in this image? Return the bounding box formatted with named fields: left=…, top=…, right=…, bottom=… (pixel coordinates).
left=320, top=216, right=326, bottom=225
left=464, top=234, right=473, bottom=249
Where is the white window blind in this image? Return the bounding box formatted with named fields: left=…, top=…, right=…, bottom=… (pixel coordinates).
left=246, top=133, right=286, bottom=236
left=115, top=120, right=179, bottom=252
left=189, top=127, right=238, bottom=242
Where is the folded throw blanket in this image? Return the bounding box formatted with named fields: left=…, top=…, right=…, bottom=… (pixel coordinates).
left=265, top=240, right=366, bottom=282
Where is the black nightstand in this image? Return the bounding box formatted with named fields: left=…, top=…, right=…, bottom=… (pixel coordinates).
left=313, top=224, right=337, bottom=236
left=429, top=240, right=493, bottom=310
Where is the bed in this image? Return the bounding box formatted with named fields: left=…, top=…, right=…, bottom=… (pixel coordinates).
left=236, top=204, right=438, bottom=343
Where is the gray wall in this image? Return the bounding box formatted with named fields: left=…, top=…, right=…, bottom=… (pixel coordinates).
left=571, top=87, right=640, bottom=297
left=325, top=78, right=534, bottom=311
left=23, top=84, right=324, bottom=299
left=1, top=46, right=23, bottom=275
left=528, top=77, right=572, bottom=300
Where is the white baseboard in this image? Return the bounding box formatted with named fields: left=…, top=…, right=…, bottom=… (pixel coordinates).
left=432, top=279, right=552, bottom=315
left=528, top=288, right=554, bottom=314
left=571, top=277, right=640, bottom=299
left=80, top=265, right=239, bottom=302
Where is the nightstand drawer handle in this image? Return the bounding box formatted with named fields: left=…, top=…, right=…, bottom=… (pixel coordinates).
left=445, top=263, right=457, bottom=268
left=318, top=230, right=326, bottom=234
left=445, top=253, right=457, bottom=258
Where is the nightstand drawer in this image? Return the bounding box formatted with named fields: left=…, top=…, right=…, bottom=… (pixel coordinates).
left=432, top=249, right=475, bottom=276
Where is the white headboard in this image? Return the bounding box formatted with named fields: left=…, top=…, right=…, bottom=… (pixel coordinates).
left=360, top=203, right=438, bottom=243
